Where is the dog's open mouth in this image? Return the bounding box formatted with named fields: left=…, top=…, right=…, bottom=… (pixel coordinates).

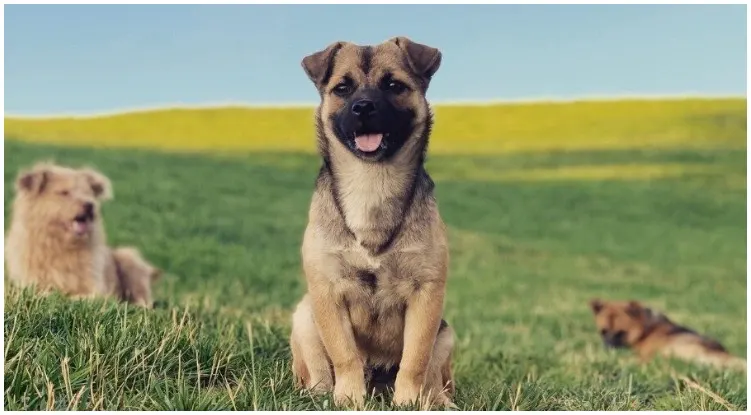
left=354, top=133, right=387, bottom=153
left=71, top=212, right=94, bottom=235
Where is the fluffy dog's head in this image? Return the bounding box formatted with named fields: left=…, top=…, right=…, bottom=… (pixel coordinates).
left=13, top=162, right=112, bottom=244
left=302, top=36, right=442, bottom=163
left=589, top=299, right=664, bottom=349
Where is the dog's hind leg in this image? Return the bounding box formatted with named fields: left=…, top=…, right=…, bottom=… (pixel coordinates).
left=421, top=321, right=456, bottom=409
left=110, top=247, right=160, bottom=308
left=290, top=295, right=334, bottom=393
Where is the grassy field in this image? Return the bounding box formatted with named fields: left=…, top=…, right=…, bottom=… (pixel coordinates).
left=3, top=98, right=748, bottom=410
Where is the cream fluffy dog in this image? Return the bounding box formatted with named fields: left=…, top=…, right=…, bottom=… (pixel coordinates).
left=5, top=161, right=161, bottom=307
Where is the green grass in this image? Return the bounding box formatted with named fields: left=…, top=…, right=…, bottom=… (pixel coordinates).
left=4, top=133, right=746, bottom=410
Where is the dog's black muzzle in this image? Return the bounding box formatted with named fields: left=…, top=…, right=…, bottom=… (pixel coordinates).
left=333, top=88, right=413, bottom=161
left=601, top=329, right=628, bottom=349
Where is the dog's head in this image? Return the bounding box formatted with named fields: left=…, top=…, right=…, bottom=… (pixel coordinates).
left=589, top=299, right=664, bottom=349
left=14, top=162, right=113, bottom=243
left=302, top=36, right=442, bottom=162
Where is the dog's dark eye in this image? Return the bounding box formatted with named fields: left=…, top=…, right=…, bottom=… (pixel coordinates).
left=58, top=190, right=70, bottom=197
left=332, top=83, right=353, bottom=97
left=386, top=80, right=408, bottom=94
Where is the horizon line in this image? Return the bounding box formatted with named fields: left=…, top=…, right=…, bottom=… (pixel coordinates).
left=4, top=93, right=746, bottom=120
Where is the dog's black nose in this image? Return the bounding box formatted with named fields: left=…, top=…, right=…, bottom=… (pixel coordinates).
left=351, top=99, right=376, bottom=118
left=83, top=202, right=94, bottom=215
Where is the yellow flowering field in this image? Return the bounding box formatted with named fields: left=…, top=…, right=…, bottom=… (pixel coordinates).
left=4, top=98, right=745, bottom=155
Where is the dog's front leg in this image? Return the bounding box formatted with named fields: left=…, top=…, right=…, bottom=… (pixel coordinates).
left=309, top=283, right=366, bottom=408
left=393, top=280, right=445, bottom=408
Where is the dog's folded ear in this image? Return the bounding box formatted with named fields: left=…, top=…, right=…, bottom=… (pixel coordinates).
left=80, top=168, right=113, bottom=200
left=625, top=300, right=647, bottom=319
left=16, top=164, right=51, bottom=194
left=390, top=36, right=442, bottom=86
left=589, top=298, right=604, bottom=314
left=640, top=305, right=667, bottom=324
left=302, top=41, right=345, bottom=90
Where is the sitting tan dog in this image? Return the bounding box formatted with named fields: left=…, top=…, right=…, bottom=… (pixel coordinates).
left=589, top=299, right=746, bottom=372
left=290, top=37, right=455, bottom=410
left=5, top=161, right=161, bottom=307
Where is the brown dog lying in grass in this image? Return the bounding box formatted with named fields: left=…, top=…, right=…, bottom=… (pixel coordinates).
left=5, top=161, right=161, bottom=308
left=589, top=299, right=746, bottom=372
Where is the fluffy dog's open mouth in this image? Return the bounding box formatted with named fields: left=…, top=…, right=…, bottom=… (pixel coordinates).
left=71, top=212, right=94, bottom=236
left=354, top=133, right=387, bottom=153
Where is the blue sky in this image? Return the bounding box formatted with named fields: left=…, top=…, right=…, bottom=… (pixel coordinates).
left=4, top=4, right=747, bottom=115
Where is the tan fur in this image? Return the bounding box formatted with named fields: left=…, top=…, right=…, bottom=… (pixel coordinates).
left=290, top=37, right=455, bottom=409
left=108, top=247, right=162, bottom=308
left=590, top=299, right=746, bottom=372
left=5, top=161, right=160, bottom=308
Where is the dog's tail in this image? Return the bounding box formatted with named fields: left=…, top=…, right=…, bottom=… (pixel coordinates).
left=695, top=351, right=747, bottom=373
left=718, top=355, right=747, bottom=372
left=112, top=246, right=162, bottom=281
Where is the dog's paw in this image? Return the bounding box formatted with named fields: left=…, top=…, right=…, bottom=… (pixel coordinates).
left=392, top=377, right=422, bottom=407
left=333, top=378, right=366, bottom=409
left=435, top=392, right=458, bottom=410
left=393, top=377, right=455, bottom=410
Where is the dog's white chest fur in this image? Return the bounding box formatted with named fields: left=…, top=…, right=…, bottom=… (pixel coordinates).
left=337, top=163, right=385, bottom=233
left=335, top=159, right=412, bottom=238
left=5, top=224, right=107, bottom=296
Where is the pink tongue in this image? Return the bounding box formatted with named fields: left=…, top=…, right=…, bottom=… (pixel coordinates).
left=72, top=221, right=88, bottom=235
left=354, top=134, right=383, bottom=152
